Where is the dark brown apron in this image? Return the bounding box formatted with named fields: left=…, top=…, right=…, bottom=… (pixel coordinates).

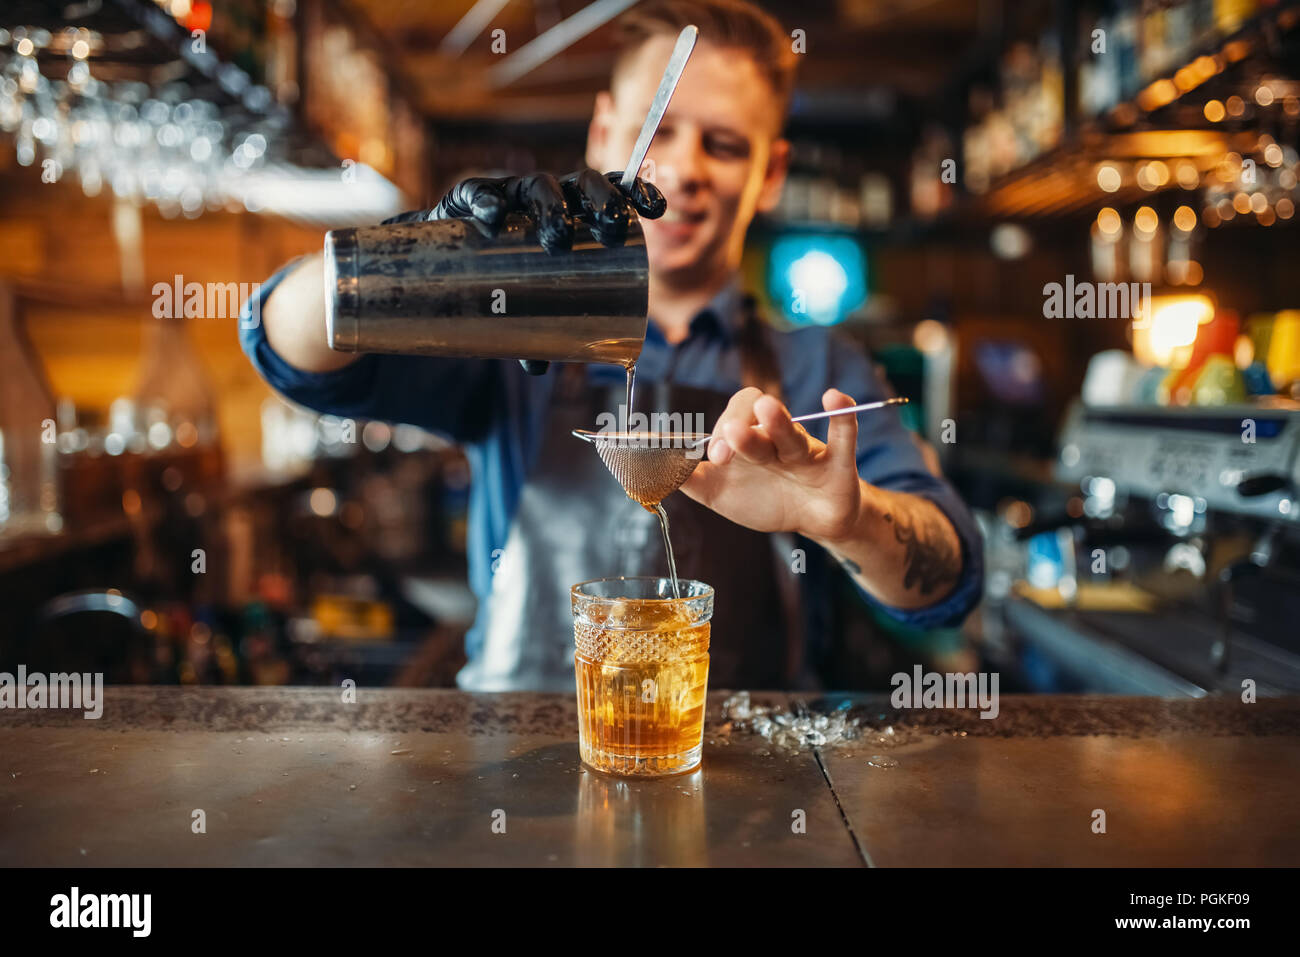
left=456, top=307, right=800, bottom=692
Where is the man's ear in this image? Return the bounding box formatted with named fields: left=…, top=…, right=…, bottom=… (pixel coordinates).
left=585, top=90, right=616, bottom=170
left=755, top=137, right=791, bottom=214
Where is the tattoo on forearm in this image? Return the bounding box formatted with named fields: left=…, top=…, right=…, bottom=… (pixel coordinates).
left=828, top=505, right=960, bottom=600
left=891, top=508, right=961, bottom=596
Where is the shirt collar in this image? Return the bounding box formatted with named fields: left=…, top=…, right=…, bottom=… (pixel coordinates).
left=647, top=277, right=744, bottom=347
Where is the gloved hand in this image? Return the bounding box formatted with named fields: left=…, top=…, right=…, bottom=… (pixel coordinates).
left=384, top=168, right=666, bottom=376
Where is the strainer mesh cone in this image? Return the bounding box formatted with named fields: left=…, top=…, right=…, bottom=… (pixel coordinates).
left=586, top=434, right=708, bottom=506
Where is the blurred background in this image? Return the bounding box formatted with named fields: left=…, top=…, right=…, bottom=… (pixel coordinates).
left=2, top=0, right=1299, bottom=695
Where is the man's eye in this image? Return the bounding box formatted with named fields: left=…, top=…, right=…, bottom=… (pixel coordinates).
left=707, top=135, right=750, bottom=159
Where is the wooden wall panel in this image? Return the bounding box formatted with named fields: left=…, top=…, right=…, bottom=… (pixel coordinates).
left=2, top=171, right=324, bottom=471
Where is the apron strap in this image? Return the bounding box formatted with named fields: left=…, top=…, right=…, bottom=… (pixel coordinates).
left=735, top=295, right=809, bottom=682
left=737, top=294, right=784, bottom=402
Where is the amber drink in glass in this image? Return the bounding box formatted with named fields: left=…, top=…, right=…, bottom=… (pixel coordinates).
left=572, top=577, right=713, bottom=776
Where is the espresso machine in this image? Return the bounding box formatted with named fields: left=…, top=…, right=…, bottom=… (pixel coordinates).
left=994, top=401, right=1300, bottom=696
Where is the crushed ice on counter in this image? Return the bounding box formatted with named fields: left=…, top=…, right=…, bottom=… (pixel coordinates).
left=719, top=692, right=861, bottom=751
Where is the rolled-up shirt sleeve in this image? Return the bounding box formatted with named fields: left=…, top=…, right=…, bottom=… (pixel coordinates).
left=820, top=334, right=984, bottom=630
left=238, top=258, right=500, bottom=441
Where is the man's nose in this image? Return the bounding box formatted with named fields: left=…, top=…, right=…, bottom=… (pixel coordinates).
left=650, top=130, right=706, bottom=193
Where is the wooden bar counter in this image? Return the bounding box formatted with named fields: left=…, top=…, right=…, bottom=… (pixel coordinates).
left=2, top=688, right=1297, bottom=867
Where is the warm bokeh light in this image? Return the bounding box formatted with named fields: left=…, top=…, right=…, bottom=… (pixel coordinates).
left=1173, top=205, right=1197, bottom=231
left=1255, top=85, right=1275, bottom=107
left=1234, top=334, right=1255, bottom=369
left=912, top=319, right=949, bottom=354
left=1097, top=207, right=1122, bottom=236
left=1204, top=100, right=1225, bottom=122
left=1147, top=161, right=1169, bottom=186
left=990, top=222, right=1032, bottom=259
left=1134, top=206, right=1159, bottom=234
left=309, top=488, right=338, bottom=517
left=1175, top=160, right=1200, bottom=188
left=1223, top=40, right=1251, bottom=63
left=1000, top=499, right=1033, bottom=529
left=1233, top=192, right=1252, bottom=214
left=1138, top=79, right=1179, bottom=111
left=1278, top=197, right=1295, bottom=220
left=1191, top=55, right=1218, bottom=80
left=185, top=1, right=213, bottom=33
left=1226, top=95, right=1245, bottom=116
left=1133, top=294, right=1215, bottom=367
left=1097, top=164, right=1122, bottom=192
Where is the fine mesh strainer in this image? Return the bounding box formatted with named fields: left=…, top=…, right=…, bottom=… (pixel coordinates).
left=572, top=397, right=908, bottom=505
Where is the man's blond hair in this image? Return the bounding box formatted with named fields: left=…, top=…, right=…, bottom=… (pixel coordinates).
left=612, top=0, right=798, bottom=130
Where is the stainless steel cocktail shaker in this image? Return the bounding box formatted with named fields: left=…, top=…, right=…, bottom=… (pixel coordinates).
left=323, top=213, right=649, bottom=366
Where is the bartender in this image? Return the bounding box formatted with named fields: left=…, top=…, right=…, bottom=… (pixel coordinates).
left=239, top=0, right=983, bottom=691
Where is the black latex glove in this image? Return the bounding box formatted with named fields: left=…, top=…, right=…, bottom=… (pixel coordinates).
left=383, top=168, right=666, bottom=377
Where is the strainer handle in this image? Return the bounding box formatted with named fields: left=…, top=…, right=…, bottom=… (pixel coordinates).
left=789, top=396, right=909, bottom=424
left=682, top=397, right=910, bottom=447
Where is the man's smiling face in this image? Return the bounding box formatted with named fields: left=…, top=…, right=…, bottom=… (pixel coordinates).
left=587, top=35, right=789, bottom=290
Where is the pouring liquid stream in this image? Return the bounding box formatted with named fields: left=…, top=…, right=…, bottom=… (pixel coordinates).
left=653, top=501, right=681, bottom=599
left=623, top=360, right=682, bottom=599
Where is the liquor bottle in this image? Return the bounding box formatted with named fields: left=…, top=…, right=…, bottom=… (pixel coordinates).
left=1115, top=5, right=1142, bottom=101
left=132, top=316, right=219, bottom=454
left=1140, top=2, right=1171, bottom=81
left=1037, top=33, right=1065, bottom=154
left=130, top=315, right=223, bottom=496
left=1214, top=0, right=1258, bottom=34
left=0, top=286, right=62, bottom=536
left=1079, top=14, right=1122, bottom=116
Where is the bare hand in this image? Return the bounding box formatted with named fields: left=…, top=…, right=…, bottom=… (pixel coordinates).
left=680, top=387, right=865, bottom=543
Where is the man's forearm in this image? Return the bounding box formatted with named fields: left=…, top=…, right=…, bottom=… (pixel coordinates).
left=262, top=252, right=360, bottom=374
left=814, top=481, right=963, bottom=610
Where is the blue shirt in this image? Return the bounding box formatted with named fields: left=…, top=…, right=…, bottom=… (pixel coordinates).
left=240, top=263, right=984, bottom=663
